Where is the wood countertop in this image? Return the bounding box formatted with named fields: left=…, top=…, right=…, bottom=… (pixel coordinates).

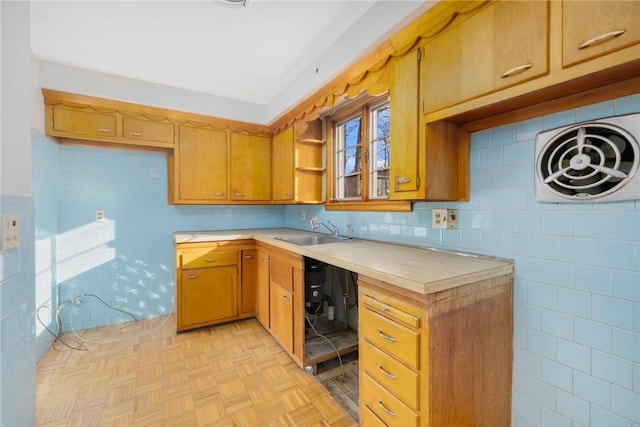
left=174, top=228, right=513, bottom=295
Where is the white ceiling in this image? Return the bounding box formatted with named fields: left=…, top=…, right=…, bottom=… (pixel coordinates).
left=31, top=0, right=432, bottom=115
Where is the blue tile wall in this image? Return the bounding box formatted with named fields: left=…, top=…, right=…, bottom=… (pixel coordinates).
left=285, top=93, right=640, bottom=426
left=0, top=196, right=36, bottom=427
left=32, top=139, right=285, bottom=337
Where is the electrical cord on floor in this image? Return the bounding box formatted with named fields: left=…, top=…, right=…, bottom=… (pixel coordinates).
left=36, top=293, right=144, bottom=351
left=305, top=313, right=345, bottom=380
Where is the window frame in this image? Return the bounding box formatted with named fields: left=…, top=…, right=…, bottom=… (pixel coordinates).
left=325, top=94, right=410, bottom=212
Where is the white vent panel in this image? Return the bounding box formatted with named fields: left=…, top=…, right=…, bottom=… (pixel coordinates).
left=535, top=114, right=640, bottom=203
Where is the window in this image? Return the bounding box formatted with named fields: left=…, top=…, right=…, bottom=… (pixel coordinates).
left=326, top=94, right=407, bottom=211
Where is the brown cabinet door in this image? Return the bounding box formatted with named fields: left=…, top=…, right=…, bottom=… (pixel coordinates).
left=122, top=117, right=175, bottom=146
left=240, top=250, right=257, bottom=315
left=257, top=251, right=270, bottom=328
left=230, top=132, right=271, bottom=201
left=562, top=1, right=640, bottom=67
left=52, top=106, right=117, bottom=138
left=269, top=281, right=293, bottom=354
left=389, top=48, right=421, bottom=198
left=423, top=1, right=549, bottom=113
left=179, top=266, right=237, bottom=329
left=272, top=127, right=294, bottom=201
left=177, top=126, right=228, bottom=202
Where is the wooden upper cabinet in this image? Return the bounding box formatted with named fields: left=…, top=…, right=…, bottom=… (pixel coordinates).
left=423, top=0, right=549, bottom=114
left=230, top=132, right=271, bottom=201
left=51, top=106, right=117, bottom=138
left=272, top=126, right=295, bottom=201
left=122, top=117, right=175, bottom=145
left=176, top=126, right=228, bottom=202
left=389, top=48, right=421, bottom=199
left=44, top=90, right=176, bottom=148
left=562, top=1, right=640, bottom=68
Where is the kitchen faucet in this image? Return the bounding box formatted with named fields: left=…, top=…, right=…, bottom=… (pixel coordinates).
left=310, top=216, right=339, bottom=237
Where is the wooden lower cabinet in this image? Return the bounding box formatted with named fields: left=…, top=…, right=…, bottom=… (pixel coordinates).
left=175, top=240, right=255, bottom=331
left=358, top=274, right=513, bottom=426
left=256, top=243, right=305, bottom=367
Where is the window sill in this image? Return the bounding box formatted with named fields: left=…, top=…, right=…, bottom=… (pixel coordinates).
left=324, top=200, right=412, bottom=212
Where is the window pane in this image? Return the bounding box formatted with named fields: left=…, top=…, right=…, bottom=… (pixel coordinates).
left=335, top=115, right=362, bottom=200
left=369, top=103, right=390, bottom=199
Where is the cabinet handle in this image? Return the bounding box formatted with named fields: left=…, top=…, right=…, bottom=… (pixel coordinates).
left=377, top=330, right=397, bottom=343
left=501, top=63, right=533, bottom=78
left=283, top=295, right=289, bottom=301
left=244, top=255, right=254, bottom=259
left=287, top=192, right=292, bottom=196
left=96, top=128, right=111, bottom=133
left=127, top=132, right=142, bottom=137
left=396, top=177, right=412, bottom=184
left=261, top=258, right=268, bottom=263
left=378, top=365, right=396, bottom=380
left=187, top=274, right=199, bottom=279
left=205, top=258, right=217, bottom=263
left=234, top=192, right=245, bottom=197
left=377, top=400, right=396, bottom=417
left=214, top=192, right=224, bottom=197
left=379, top=304, right=391, bottom=313
left=579, top=29, right=626, bottom=50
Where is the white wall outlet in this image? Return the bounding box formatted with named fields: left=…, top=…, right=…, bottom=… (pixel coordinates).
left=432, top=208, right=448, bottom=229
left=95, top=209, right=105, bottom=222
left=447, top=209, right=459, bottom=229
left=1, top=214, right=20, bottom=250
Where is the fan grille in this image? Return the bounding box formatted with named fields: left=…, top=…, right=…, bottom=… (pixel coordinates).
left=536, top=122, right=639, bottom=200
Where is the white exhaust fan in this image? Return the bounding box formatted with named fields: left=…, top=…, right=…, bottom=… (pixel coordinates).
left=535, top=113, right=640, bottom=203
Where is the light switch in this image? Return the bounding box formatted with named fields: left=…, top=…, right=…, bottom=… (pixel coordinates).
left=1, top=214, right=20, bottom=250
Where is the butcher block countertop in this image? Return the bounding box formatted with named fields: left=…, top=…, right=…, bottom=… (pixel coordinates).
left=174, top=228, right=513, bottom=295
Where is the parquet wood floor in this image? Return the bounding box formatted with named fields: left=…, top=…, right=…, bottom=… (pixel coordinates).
left=36, top=316, right=358, bottom=427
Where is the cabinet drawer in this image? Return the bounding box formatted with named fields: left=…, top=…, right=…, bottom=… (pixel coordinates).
left=270, top=256, right=293, bottom=292
left=361, top=341, right=419, bottom=409
left=361, top=307, right=419, bottom=369
left=362, top=372, right=418, bottom=427
left=123, top=118, right=175, bottom=145
left=362, top=292, right=420, bottom=329
left=360, top=406, right=387, bottom=427
left=52, top=106, right=117, bottom=137
left=180, top=249, right=237, bottom=269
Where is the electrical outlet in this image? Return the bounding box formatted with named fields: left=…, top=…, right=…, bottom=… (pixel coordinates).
left=300, top=210, right=306, bottom=220
left=432, top=208, right=448, bottom=229
left=1, top=214, right=20, bottom=250
left=447, top=209, right=459, bottom=229
left=95, top=209, right=105, bottom=222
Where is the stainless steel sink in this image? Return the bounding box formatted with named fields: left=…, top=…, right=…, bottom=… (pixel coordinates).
left=274, top=235, right=355, bottom=246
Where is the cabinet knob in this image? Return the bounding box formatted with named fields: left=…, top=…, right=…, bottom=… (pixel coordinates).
left=128, top=132, right=142, bottom=137
left=377, top=329, right=397, bottom=343
left=377, top=400, right=396, bottom=417
left=283, top=295, right=289, bottom=301
left=96, top=128, right=111, bottom=133
left=501, top=63, right=533, bottom=79
left=579, top=29, right=626, bottom=50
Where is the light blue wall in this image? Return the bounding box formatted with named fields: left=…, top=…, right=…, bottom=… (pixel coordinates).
left=286, top=94, right=640, bottom=426
left=32, top=136, right=285, bottom=339
left=0, top=196, right=36, bottom=427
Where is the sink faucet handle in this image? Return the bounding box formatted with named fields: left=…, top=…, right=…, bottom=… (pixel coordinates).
left=327, top=221, right=339, bottom=237
left=310, top=216, right=319, bottom=229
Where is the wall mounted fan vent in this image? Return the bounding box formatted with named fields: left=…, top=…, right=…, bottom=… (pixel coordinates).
left=535, top=113, right=640, bottom=203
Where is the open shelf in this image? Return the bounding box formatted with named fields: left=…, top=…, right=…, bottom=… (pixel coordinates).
left=304, top=316, right=358, bottom=367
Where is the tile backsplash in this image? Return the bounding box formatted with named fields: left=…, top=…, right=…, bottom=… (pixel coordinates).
left=286, top=94, right=640, bottom=426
